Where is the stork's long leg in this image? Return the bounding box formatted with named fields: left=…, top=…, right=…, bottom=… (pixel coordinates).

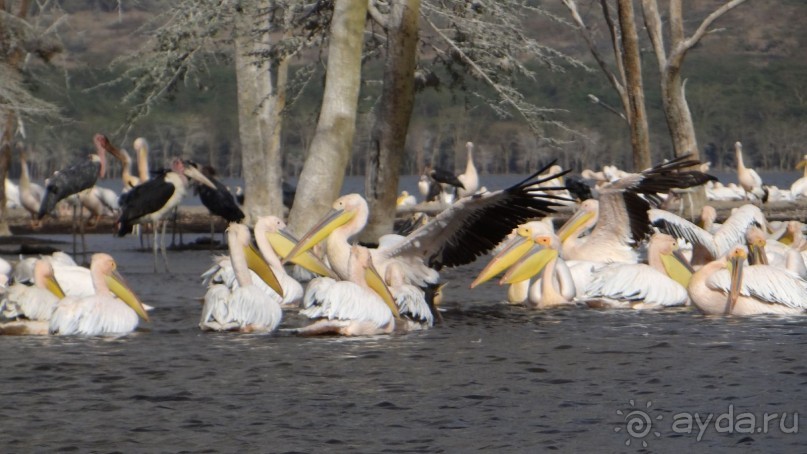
left=161, top=219, right=171, bottom=274
left=152, top=220, right=160, bottom=273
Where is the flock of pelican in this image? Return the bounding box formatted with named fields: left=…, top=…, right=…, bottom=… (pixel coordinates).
left=3, top=140, right=807, bottom=338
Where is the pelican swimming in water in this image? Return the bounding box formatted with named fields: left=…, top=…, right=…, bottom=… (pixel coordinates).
left=1, top=259, right=65, bottom=323
left=200, top=223, right=284, bottom=333
left=650, top=204, right=768, bottom=267
left=688, top=246, right=807, bottom=316
left=48, top=253, right=149, bottom=336
left=295, top=244, right=401, bottom=336
left=579, top=233, right=693, bottom=309
left=499, top=233, right=577, bottom=309
left=202, top=217, right=334, bottom=308
left=556, top=155, right=716, bottom=264
left=284, top=163, right=572, bottom=292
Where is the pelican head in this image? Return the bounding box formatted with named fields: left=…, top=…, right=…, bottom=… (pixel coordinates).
left=283, top=194, right=367, bottom=264
left=726, top=246, right=747, bottom=315
left=92, top=253, right=149, bottom=321
left=649, top=233, right=694, bottom=287
left=350, top=244, right=400, bottom=319
left=745, top=226, right=768, bottom=265
left=34, top=259, right=65, bottom=299
left=699, top=205, right=717, bottom=229
left=471, top=221, right=553, bottom=288
left=500, top=234, right=559, bottom=285
left=256, top=215, right=336, bottom=279
left=557, top=199, right=599, bottom=242
left=228, top=223, right=284, bottom=296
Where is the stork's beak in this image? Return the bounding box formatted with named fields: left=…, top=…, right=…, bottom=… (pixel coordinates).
left=500, top=247, right=558, bottom=285
left=265, top=229, right=337, bottom=278
left=105, top=270, right=150, bottom=321
left=245, top=243, right=284, bottom=297
left=557, top=209, right=596, bottom=242
left=364, top=261, right=401, bottom=319
left=282, top=208, right=355, bottom=264
left=471, top=235, right=534, bottom=288
left=726, top=250, right=746, bottom=315
left=182, top=164, right=216, bottom=189
left=44, top=275, right=66, bottom=299
left=660, top=248, right=695, bottom=288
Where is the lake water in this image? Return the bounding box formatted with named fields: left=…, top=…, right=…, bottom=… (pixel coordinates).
left=1, top=232, right=806, bottom=452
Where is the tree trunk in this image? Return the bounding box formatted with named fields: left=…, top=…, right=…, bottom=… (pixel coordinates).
left=287, top=0, right=368, bottom=235
left=617, top=0, right=651, bottom=171
left=361, top=0, right=421, bottom=244
left=234, top=7, right=286, bottom=224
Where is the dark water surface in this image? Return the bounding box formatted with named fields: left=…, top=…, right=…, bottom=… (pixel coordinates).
left=2, top=234, right=806, bottom=453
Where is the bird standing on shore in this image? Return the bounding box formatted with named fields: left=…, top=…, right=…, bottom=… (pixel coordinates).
left=117, top=158, right=216, bottom=272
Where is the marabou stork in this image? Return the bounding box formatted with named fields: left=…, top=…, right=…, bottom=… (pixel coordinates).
left=195, top=164, right=244, bottom=245
left=116, top=158, right=215, bottom=272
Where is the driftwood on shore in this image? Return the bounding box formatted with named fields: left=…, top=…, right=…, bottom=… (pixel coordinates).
left=4, top=198, right=807, bottom=238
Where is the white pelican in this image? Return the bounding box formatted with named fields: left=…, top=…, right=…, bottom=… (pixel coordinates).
left=119, top=148, right=141, bottom=191
left=579, top=233, right=692, bottom=309
left=688, top=246, right=807, bottom=316
left=699, top=205, right=719, bottom=233
left=385, top=261, right=435, bottom=329
left=117, top=158, right=216, bottom=272
left=457, top=142, right=479, bottom=198
left=734, top=141, right=765, bottom=200
left=650, top=204, right=768, bottom=267
left=202, top=217, right=335, bottom=307
left=2, top=259, right=65, bottom=322
left=556, top=155, right=715, bottom=264
left=133, top=137, right=151, bottom=183
left=200, top=223, right=284, bottom=333
left=285, top=163, right=571, bottom=290
left=500, top=234, right=577, bottom=309
left=18, top=151, right=45, bottom=227
left=396, top=191, right=417, bottom=208
left=790, top=155, right=807, bottom=199
left=49, top=253, right=149, bottom=336
left=295, top=244, right=400, bottom=336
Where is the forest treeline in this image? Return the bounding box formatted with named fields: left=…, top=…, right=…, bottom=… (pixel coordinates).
left=9, top=1, right=807, bottom=181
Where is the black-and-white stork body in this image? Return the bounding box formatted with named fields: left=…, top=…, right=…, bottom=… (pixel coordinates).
left=194, top=165, right=244, bottom=246
left=117, top=158, right=215, bottom=272
left=37, top=134, right=122, bottom=220
left=196, top=165, right=244, bottom=222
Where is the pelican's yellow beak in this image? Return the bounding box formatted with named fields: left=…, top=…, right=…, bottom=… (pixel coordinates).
left=183, top=165, right=216, bottom=189
left=471, top=235, right=534, bottom=288
left=106, top=270, right=149, bottom=321
left=283, top=208, right=355, bottom=264
left=726, top=248, right=746, bottom=315
left=557, top=209, right=595, bottom=242
left=500, top=248, right=558, bottom=285
left=796, top=159, right=807, bottom=170
left=45, top=275, right=66, bottom=299
left=747, top=240, right=768, bottom=266
left=266, top=229, right=337, bottom=278
left=245, top=243, right=284, bottom=297
left=364, top=262, right=401, bottom=319
left=660, top=248, right=695, bottom=288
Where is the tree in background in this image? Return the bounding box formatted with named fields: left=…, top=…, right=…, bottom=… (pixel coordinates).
left=286, top=0, right=368, bottom=235
left=0, top=0, right=63, bottom=235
